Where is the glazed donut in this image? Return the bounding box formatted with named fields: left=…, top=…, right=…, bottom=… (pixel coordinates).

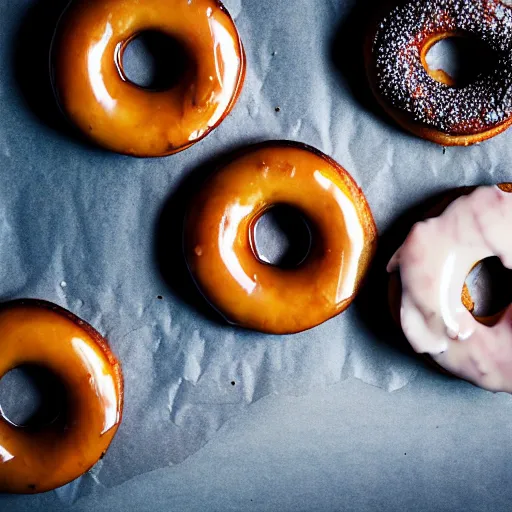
left=51, top=0, right=245, bottom=157
left=0, top=300, right=123, bottom=494
left=185, top=142, right=377, bottom=334
left=388, top=184, right=512, bottom=392
left=365, top=0, right=512, bottom=146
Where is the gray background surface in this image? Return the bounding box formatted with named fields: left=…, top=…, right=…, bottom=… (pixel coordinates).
left=1, top=0, right=512, bottom=510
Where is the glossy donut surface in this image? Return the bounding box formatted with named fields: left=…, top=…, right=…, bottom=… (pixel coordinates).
left=185, top=142, right=377, bottom=334
left=52, top=0, right=245, bottom=156
left=0, top=300, right=123, bottom=494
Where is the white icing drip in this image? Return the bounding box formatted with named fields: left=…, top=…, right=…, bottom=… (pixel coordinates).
left=389, top=186, right=512, bottom=392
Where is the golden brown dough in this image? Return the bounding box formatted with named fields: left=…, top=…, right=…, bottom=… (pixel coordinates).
left=185, top=142, right=378, bottom=334
left=52, top=0, right=245, bottom=156
left=0, top=300, right=123, bottom=494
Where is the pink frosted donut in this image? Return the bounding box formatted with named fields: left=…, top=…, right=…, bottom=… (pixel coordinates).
left=388, top=185, right=512, bottom=392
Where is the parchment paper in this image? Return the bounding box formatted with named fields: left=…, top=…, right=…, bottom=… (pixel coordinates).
left=0, top=0, right=512, bottom=507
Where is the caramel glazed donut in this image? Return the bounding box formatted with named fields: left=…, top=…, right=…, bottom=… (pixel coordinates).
left=185, top=142, right=378, bottom=335
left=0, top=300, right=123, bottom=494
left=388, top=184, right=512, bottom=393
left=51, top=0, right=245, bottom=157
left=366, top=0, right=512, bottom=146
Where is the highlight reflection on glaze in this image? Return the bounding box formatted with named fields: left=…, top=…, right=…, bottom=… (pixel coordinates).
left=208, top=17, right=241, bottom=125
left=0, top=445, right=14, bottom=464
left=72, top=338, right=120, bottom=435
left=185, top=142, right=377, bottom=334
left=314, top=170, right=365, bottom=302
left=52, top=0, right=245, bottom=156
left=87, top=22, right=117, bottom=113
left=389, top=186, right=512, bottom=393
left=218, top=203, right=257, bottom=295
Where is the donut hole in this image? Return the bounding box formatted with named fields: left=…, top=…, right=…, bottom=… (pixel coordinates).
left=120, top=31, right=190, bottom=91
left=0, top=365, right=66, bottom=429
left=252, top=205, right=312, bottom=268
left=464, top=257, right=512, bottom=321
left=423, top=34, right=498, bottom=87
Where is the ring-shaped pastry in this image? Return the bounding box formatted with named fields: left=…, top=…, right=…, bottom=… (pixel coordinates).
left=366, top=0, right=512, bottom=146
left=51, top=0, right=245, bottom=156
left=388, top=184, right=512, bottom=392
left=0, top=300, right=123, bottom=494
left=185, top=142, right=378, bottom=334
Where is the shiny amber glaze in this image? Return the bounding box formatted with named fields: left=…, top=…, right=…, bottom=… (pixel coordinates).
left=185, top=142, right=378, bottom=334
left=52, top=0, right=246, bottom=157
left=0, top=300, right=123, bottom=494
left=365, top=31, right=512, bottom=146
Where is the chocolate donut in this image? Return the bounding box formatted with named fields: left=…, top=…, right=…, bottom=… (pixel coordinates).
left=366, top=0, right=512, bottom=146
